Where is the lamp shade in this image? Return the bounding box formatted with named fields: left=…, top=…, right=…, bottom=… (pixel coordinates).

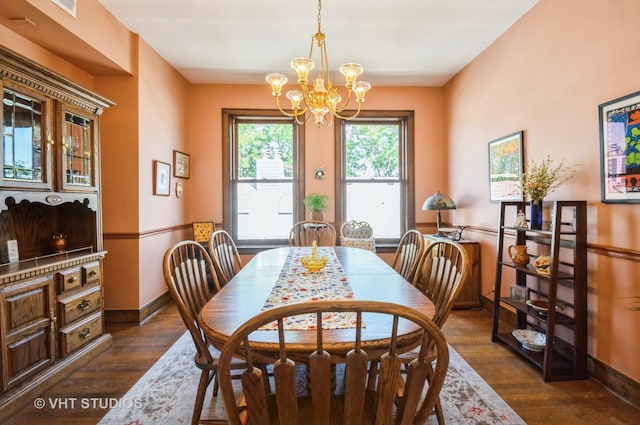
left=422, top=191, right=456, bottom=211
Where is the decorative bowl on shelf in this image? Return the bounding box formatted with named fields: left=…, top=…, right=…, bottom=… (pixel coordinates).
left=533, top=256, right=552, bottom=274
left=526, top=299, right=549, bottom=312
left=512, top=329, right=546, bottom=352
left=300, top=255, right=328, bottom=273
left=526, top=299, right=560, bottom=314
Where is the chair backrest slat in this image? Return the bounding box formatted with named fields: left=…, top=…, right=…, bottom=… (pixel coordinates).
left=274, top=358, right=299, bottom=425
left=241, top=367, right=270, bottom=425
left=208, top=229, right=243, bottom=285
left=391, top=229, right=426, bottom=283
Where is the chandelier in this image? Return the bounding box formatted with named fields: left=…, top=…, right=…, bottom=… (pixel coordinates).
left=265, top=0, right=371, bottom=127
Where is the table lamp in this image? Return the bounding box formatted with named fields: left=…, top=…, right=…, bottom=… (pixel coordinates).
left=422, top=191, right=456, bottom=237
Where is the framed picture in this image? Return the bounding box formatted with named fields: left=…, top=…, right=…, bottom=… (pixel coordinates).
left=598, top=90, right=640, bottom=203
left=173, top=150, right=190, bottom=179
left=488, top=131, right=524, bottom=202
left=153, top=160, right=171, bottom=196
left=510, top=285, right=527, bottom=303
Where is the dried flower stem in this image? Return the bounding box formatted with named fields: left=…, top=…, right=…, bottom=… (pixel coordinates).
left=521, top=156, right=577, bottom=202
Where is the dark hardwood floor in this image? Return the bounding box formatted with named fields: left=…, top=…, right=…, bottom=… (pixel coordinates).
left=4, top=303, right=638, bottom=424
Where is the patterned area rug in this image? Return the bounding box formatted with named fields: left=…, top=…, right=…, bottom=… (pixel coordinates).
left=98, top=332, right=525, bottom=424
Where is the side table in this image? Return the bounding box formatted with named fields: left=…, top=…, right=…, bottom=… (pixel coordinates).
left=423, top=234, right=481, bottom=309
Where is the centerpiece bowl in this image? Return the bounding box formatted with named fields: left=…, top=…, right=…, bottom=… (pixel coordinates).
left=300, top=255, right=328, bottom=272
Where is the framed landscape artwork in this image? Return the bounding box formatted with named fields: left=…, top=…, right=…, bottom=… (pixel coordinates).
left=598, top=90, right=640, bottom=203
left=488, top=131, right=524, bottom=202
left=154, top=160, right=171, bottom=196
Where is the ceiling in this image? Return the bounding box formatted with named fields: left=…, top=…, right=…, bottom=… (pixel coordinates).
left=97, top=0, right=538, bottom=87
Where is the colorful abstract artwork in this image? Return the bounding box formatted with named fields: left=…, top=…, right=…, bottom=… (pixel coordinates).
left=599, top=91, right=640, bottom=203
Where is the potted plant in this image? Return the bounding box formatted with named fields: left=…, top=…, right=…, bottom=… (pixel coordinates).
left=303, top=193, right=331, bottom=221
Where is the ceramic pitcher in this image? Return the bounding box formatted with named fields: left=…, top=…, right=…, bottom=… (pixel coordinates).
left=508, top=244, right=530, bottom=266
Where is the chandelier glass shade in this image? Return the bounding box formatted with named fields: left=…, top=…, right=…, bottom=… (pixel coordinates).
left=266, top=0, right=371, bottom=127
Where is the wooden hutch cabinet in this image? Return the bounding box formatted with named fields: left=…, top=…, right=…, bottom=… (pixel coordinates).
left=0, top=46, right=114, bottom=421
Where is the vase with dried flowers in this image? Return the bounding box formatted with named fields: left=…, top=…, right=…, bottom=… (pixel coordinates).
left=521, top=156, right=577, bottom=229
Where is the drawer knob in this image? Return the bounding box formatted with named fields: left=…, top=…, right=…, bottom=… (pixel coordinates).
left=79, top=327, right=91, bottom=339
left=78, top=299, right=91, bottom=310
left=88, top=270, right=98, bottom=276
left=68, top=276, right=78, bottom=283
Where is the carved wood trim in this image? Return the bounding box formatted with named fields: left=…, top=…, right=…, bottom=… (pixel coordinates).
left=0, top=46, right=115, bottom=115
left=0, top=251, right=106, bottom=286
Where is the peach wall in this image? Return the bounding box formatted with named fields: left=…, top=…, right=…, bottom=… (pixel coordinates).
left=444, top=0, right=640, bottom=381
left=0, top=23, right=95, bottom=88
left=189, top=85, right=445, bottom=225
left=136, top=38, right=191, bottom=306
left=23, top=0, right=133, bottom=73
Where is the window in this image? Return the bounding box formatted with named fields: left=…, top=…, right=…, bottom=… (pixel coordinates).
left=334, top=111, right=414, bottom=244
left=222, top=109, right=304, bottom=246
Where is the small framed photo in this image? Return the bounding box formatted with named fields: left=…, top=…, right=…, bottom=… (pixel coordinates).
left=598, top=90, right=640, bottom=203
left=154, top=160, right=171, bottom=196
left=488, top=131, right=524, bottom=202
left=173, top=150, right=190, bottom=179
left=510, top=285, right=527, bottom=303
left=7, top=240, right=19, bottom=263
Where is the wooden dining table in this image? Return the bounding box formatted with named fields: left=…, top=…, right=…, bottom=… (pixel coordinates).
left=198, top=246, right=436, bottom=361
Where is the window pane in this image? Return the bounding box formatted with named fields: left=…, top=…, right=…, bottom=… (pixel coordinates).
left=346, top=182, right=401, bottom=238
left=237, top=182, right=293, bottom=240
left=345, top=123, right=399, bottom=178
left=238, top=123, right=293, bottom=179
left=230, top=117, right=298, bottom=244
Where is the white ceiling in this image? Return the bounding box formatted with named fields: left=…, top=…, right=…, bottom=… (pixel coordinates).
left=97, top=0, right=538, bottom=87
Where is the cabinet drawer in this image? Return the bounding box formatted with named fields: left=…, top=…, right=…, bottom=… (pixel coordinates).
left=56, top=268, right=82, bottom=293
left=58, top=311, right=103, bottom=356
left=82, top=262, right=101, bottom=284
left=57, top=284, right=101, bottom=326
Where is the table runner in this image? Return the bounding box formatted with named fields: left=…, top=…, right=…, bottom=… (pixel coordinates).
left=260, top=247, right=359, bottom=330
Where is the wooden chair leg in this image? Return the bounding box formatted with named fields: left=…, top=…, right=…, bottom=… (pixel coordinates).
left=414, top=362, right=444, bottom=424
left=434, top=397, right=445, bottom=424
left=193, top=369, right=213, bottom=425
left=212, top=372, right=219, bottom=396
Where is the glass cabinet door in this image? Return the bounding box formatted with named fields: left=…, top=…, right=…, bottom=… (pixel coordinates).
left=1, top=84, right=52, bottom=190
left=60, top=105, right=98, bottom=192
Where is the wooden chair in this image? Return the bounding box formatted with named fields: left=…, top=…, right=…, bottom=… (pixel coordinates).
left=163, top=240, right=245, bottom=425
left=391, top=229, right=426, bottom=284
left=402, top=239, right=470, bottom=424
left=207, top=229, right=243, bottom=286
left=339, top=220, right=376, bottom=252
left=289, top=220, right=337, bottom=246
left=217, top=300, right=449, bottom=425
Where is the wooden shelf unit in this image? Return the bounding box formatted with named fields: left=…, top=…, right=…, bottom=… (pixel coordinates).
left=491, top=200, right=587, bottom=381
